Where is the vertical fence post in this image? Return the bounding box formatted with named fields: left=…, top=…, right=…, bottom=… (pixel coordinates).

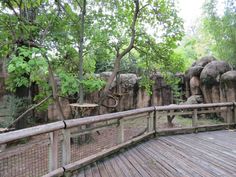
left=233, top=102, right=236, bottom=124
left=226, top=106, right=232, bottom=125
left=153, top=107, right=157, bottom=133
left=192, top=109, right=198, bottom=131
left=49, top=131, right=59, bottom=171
left=148, top=111, right=154, bottom=132
left=62, top=129, right=71, bottom=165
left=117, top=119, right=124, bottom=144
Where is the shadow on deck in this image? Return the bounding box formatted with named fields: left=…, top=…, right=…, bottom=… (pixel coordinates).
left=73, top=130, right=236, bottom=177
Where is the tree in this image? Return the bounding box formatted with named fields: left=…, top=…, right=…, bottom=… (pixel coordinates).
left=202, top=0, right=236, bottom=67
left=0, top=0, right=184, bottom=125
left=0, top=0, right=65, bottom=120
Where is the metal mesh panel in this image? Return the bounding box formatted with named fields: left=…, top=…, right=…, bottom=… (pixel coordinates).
left=0, top=134, right=50, bottom=177
left=70, top=122, right=119, bottom=163
left=156, top=107, right=229, bottom=130
left=123, top=116, right=148, bottom=141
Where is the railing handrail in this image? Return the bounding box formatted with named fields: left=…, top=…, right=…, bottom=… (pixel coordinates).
left=0, top=121, right=65, bottom=144
left=155, top=102, right=234, bottom=111
left=0, top=102, right=234, bottom=145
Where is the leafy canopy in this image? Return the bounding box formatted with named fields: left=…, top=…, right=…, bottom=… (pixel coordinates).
left=0, top=0, right=184, bottom=97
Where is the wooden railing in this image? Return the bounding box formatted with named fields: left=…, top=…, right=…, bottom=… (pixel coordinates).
left=0, top=102, right=235, bottom=177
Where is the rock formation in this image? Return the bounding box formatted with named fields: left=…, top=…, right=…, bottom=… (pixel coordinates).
left=184, top=56, right=235, bottom=122
left=48, top=72, right=173, bottom=120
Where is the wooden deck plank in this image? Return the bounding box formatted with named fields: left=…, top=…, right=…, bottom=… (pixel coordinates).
left=117, top=154, right=143, bottom=177
left=163, top=136, right=236, bottom=174
left=72, top=168, right=85, bottom=177
left=109, top=156, right=127, bottom=177
left=127, top=148, right=163, bottom=177
left=123, top=150, right=152, bottom=177
left=84, top=165, right=93, bottom=177
left=97, top=161, right=110, bottom=177
left=134, top=147, right=175, bottom=177
left=102, top=158, right=119, bottom=177
left=155, top=140, right=222, bottom=177
left=131, top=147, right=168, bottom=177
left=140, top=142, right=196, bottom=177
left=137, top=144, right=183, bottom=177
left=73, top=130, right=236, bottom=177
left=162, top=137, right=236, bottom=175
left=174, top=135, right=236, bottom=166
left=113, top=155, right=133, bottom=177
left=158, top=139, right=228, bottom=176
left=91, top=163, right=101, bottom=177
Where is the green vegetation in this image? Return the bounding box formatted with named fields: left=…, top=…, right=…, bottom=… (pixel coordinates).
left=0, top=0, right=184, bottom=101
left=0, top=95, right=32, bottom=128
left=0, top=0, right=233, bottom=127
left=176, top=0, right=236, bottom=68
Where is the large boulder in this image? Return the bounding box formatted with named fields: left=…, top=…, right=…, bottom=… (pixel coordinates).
left=192, top=56, right=216, bottom=67
left=120, top=74, right=138, bottom=88
left=221, top=71, right=236, bottom=102
left=189, top=66, right=204, bottom=78
left=190, top=76, right=201, bottom=95
left=200, top=61, right=232, bottom=87
left=184, top=95, right=203, bottom=104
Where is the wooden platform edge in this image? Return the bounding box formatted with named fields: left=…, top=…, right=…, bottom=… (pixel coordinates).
left=156, top=123, right=236, bottom=136
left=41, top=167, right=64, bottom=177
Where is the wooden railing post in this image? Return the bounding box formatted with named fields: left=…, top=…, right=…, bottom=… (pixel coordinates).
left=148, top=111, right=154, bottom=132
left=192, top=109, right=198, bottom=128
left=153, top=109, right=157, bottom=133
left=62, top=129, right=71, bottom=165
left=226, top=106, right=232, bottom=124
left=233, top=102, right=236, bottom=124
left=117, top=119, right=124, bottom=144
left=49, top=131, right=59, bottom=171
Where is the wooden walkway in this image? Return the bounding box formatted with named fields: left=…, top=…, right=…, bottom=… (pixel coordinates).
left=73, top=130, right=236, bottom=177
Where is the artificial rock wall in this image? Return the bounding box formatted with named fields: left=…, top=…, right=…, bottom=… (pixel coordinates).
left=184, top=56, right=236, bottom=122
left=48, top=72, right=173, bottom=120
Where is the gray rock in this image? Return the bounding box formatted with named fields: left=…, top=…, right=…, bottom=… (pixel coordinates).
left=194, top=56, right=216, bottom=67
left=190, top=76, right=201, bottom=95
left=189, top=66, right=204, bottom=78
left=221, top=71, right=236, bottom=83
left=100, top=72, right=112, bottom=78
left=184, top=95, right=203, bottom=104
left=120, top=74, right=138, bottom=88
left=200, top=61, right=232, bottom=86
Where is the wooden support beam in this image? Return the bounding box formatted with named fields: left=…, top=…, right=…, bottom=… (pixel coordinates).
left=148, top=112, right=154, bottom=132
left=192, top=109, right=198, bottom=129
left=153, top=110, right=157, bottom=132
left=49, top=131, right=59, bottom=171
left=117, top=119, right=124, bottom=144
left=234, top=102, right=236, bottom=124
left=62, top=129, right=71, bottom=165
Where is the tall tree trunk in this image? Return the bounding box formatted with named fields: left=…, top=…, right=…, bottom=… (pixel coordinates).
left=78, top=0, right=86, bottom=104
left=102, top=0, right=139, bottom=97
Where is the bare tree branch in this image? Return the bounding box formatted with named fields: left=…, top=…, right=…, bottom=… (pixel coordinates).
left=8, top=94, right=52, bottom=128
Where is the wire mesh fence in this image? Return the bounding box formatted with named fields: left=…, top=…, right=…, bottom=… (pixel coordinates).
left=70, top=122, right=119, bottom=163
left=156, top=105, right=231, bottom=130
left=0, top=134, right=50, bottom=177
left=0, top=102, right=234, bottom=177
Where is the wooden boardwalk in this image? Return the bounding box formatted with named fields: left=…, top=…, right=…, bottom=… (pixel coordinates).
left=73, top=130, right=236, bottom=177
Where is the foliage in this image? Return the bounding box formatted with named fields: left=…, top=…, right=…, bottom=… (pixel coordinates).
left=80, top=75, right=106, bottom=93
left=139, top=75, right=154, bottom=96
left=202, top=0, right=236, bottom=66
left=0, top=95, right=32, bottom=128
left=6, top=47, right=48, bottom=92
left=0, top=0, right=184, bottom=99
